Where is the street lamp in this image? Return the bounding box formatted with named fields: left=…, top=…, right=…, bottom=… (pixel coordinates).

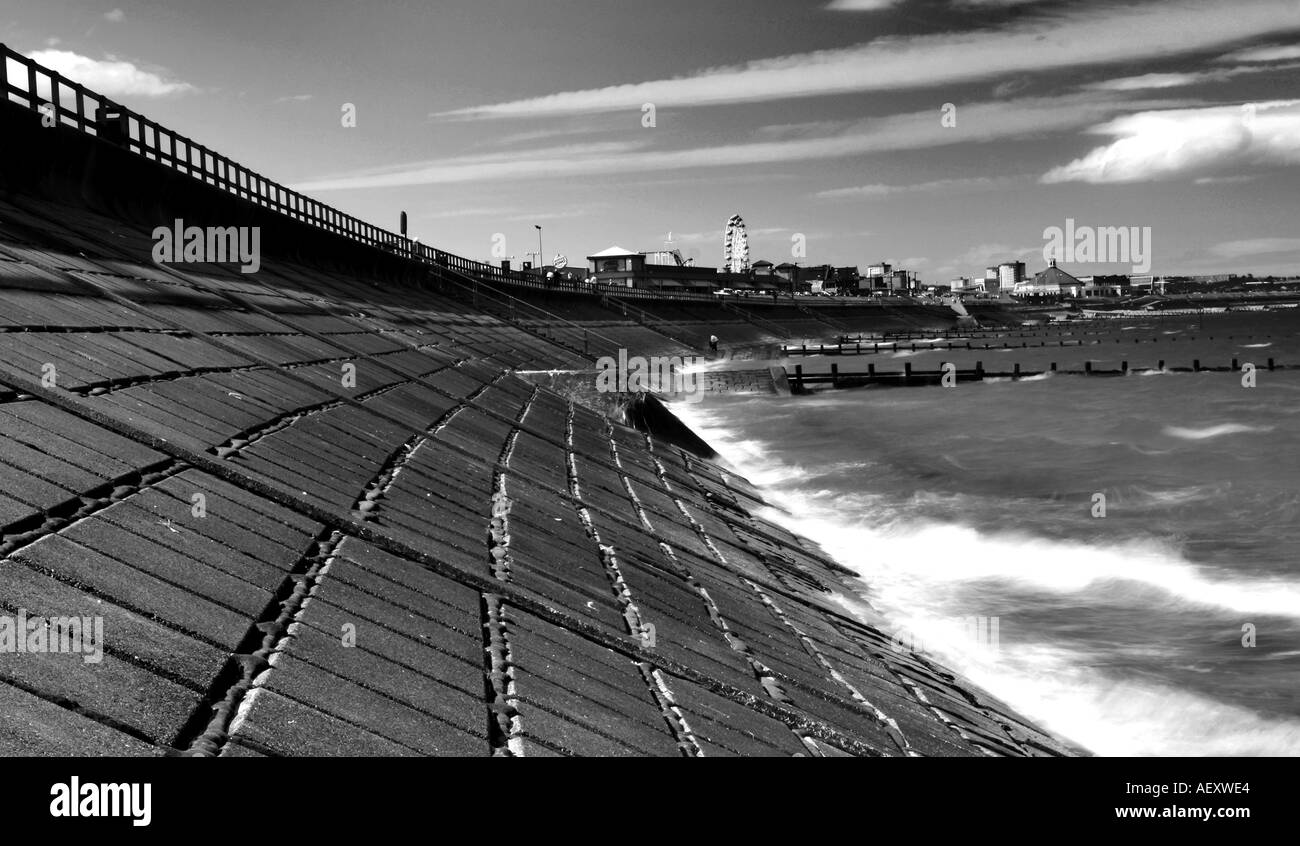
left=534, top=225, right=543, bottom=275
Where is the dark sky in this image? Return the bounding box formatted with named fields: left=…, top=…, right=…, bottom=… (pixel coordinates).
left=6, top=0, right=1300, bottom=277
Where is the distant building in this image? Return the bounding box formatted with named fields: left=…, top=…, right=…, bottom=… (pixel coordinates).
left=587, top=245, right=741, bottom=293
left=856, top=262, right=914, bottom=293
left=772, top=263, right=816, bottom=293
left=1081, top=274, right=1133, bottom=297
left=587, top=246, right=640, bottom=287
left=1015, top=259, right=1076, bottom=296
left=997, top=261, right=1026, bottom=292
left=950, top=276, right=974, bottom=291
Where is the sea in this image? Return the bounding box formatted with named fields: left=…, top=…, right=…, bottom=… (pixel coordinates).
left=675, top=310, right=1300, bottom=756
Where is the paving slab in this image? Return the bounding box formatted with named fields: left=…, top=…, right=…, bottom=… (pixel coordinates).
left=227, top=688, right=421, bottom=757
left=0, top=682, right=162, bottom=757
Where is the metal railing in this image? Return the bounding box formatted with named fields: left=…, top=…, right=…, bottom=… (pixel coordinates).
left=0, top=43, right=542, bottom=281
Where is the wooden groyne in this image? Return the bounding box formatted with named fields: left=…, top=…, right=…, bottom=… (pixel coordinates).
left=784, top=358, right=1286, bottom=391
left=787, top=334, right=1281, bottom=356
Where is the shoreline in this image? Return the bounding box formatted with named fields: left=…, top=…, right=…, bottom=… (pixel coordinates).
left=667, top=349, right=1300, bottom=756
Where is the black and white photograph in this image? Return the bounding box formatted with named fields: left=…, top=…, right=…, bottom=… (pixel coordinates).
left=0, top=0, right=1295, bottom=827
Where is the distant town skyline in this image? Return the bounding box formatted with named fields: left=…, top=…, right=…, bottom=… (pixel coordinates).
left=8, top=0, right=1300, bottom=278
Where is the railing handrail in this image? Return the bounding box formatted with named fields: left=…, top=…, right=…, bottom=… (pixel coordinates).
left=0, top=43, right=555, bottom=285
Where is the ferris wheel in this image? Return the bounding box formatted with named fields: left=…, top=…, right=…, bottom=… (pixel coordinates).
left=722, top=214, right=749, bottom=274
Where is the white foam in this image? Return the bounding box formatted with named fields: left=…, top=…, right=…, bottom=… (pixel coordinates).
left=675, top=400, right=1300, bottom=756
left=1164, top=423, right=1273, bottom=440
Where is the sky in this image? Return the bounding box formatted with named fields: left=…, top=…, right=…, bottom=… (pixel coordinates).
left=4, top=0, right=1300, bottom=280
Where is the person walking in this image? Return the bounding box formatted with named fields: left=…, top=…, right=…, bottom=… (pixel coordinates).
left=708, top=334, right=719, bottom=354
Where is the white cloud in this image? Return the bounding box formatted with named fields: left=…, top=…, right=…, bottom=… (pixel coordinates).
left=1041, top=99, right=1300, bottom=184
left=1085, top=71, right=1230, bottom=91
left=816, top=176, right=1011, bottom=199
left=416, top=207, right=516, bottom=221
left=302, top=93, right=1178, bottom=191
left=1218, top=43, right=1300, bottom=62
left=502, top=208, right=591, bottom=222
left=1209, top=238, right=1300, bottom=259
left=104, top=9, right=126, bottom=23
left=825, top=0, right=904, bottom=10
left=1194, top=174, right=1257, bottom=185
left=1083, top=62, right=1300, bottom=91
left=273, top=93, right=314, bottom=103
left=435, top=0, right=1299, bottom=119
left=26, top=49, right=195, bottom=97
left=950, top=242, right=1041, bottom=273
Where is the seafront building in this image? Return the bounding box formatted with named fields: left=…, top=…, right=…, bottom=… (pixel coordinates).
left=1014, top=259, right=1077, bottom=297
left=585, top=245, right=764, bottom=293
left=997, top=261, right=1026, bottom=292
left=585, top=242, right=860, bottom=296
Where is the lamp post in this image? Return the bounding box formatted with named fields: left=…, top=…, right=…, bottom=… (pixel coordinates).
left=535, top=225, right=543, bottom=276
